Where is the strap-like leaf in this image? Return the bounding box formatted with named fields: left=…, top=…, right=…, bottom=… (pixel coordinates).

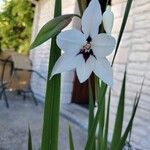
left=30, top=14, right=79, bottom=49
left=116, top=78, right=144, bottom=150
left=85, top=83, right=107, bottom=150
left=88, top=79, right=96, bottom=150
left=97, top=82, right=107, bottom=150
left=41, top=1, right=61, bottom=150
left=28, top=126, right=32, bottom=150
left=110, top=70, right=126, bottom=150
left=69, top=125, right=75, bottom=150
left=103, top=90, right=111, bottom=150
left=112, top=0, right=134, bottom=65
left=116, top=94, right=140, bottom=150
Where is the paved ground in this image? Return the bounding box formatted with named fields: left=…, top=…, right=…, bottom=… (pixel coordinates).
left=0, top=92, right=87, bottom=150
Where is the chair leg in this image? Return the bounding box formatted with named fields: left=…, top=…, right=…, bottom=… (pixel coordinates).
left=28, top=85, right=38, bottom=105
left=31, top=91, right=38, bottom=105
left=3, top=90, right=9, bottom=108
left=0, top=90, right=3, bottom=100
left=23, top=92, right=26, bottom=101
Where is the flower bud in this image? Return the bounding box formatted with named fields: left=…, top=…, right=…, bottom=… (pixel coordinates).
left=103, top=5, right=114, bottom=34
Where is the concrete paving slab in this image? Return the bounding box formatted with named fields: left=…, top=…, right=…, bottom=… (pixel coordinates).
left=0, top=92, right=87, bottom=150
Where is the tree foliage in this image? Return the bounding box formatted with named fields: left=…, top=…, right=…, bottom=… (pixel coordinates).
left=0, top=0, right=34, bottom=54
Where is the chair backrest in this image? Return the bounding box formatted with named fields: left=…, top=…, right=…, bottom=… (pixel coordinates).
left=0, top=52, right=33, bottom=90
left=10, top=53, right=32, bottom=90
left=0, top=58, right=13, bottom=87
left=0, top=59, right=5, bottom=83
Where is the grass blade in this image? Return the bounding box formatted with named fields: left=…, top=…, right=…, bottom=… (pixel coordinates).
left=112, top=0, right=134, bottom=65
left=30, top=14, right=77, bottom=49
left=69, top=125, right=75, bottom=150
left=103, top=90, right=111, bottom=150
left=77, top=0, right=87, bottom=15
left=28, top=126, right=32, bottom=150
left=41, top=1, right=61, bottom=150
left=110, top=70, right=126, bottom=150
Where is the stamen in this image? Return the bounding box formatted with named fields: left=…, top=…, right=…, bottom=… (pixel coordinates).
left=77, top=40, right=96, bottom=62
left=83, top=43, right=91, bottom=52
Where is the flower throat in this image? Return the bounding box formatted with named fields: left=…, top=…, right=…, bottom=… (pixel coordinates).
left=78, top=36, right=96, bottom=62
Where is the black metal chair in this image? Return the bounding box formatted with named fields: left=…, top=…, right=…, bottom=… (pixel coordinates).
left=0, top=53, right=46, bottom=107
left=10, top=53, right=46, bottom=105
left=0, top=58, right=13, bottom=108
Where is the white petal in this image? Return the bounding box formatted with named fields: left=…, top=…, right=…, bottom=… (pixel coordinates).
left=76, top=55, right=95, bottom=83
left=51, top=54, right=77, bottom=77
left=81, top=0, right=102, bottom=38
left=92, top=33, right=116, bottom=57
left=93, top=58, right=113, bottom=87
left=56, top=29, right=86, bottom=54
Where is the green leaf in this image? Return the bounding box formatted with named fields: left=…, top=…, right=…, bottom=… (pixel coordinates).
left=30, top=14, right=78, bottom=49
left=88, top=79, right=96, bottom=150
left=128, top=94, right=137, bottom=146
left=85, top=82, right=107, bottom=150
left=41, top=1, right=61, bottom=150
left=103, top=90, right=111, bottom=150
left=116, top=94, right=140, bottom=150
left=116, top=79, right=144, bottom=150
left=110, top=70, right=126, bottom=150
left=0, top=0, right=34, bottom=54
left=28, top=126, right=32, bottom=150
left=69, top=125, right=75, bottom=150
left=112, top=0, right=134, bottom=65
left=77, top=0, right=87, bottom=15
left=97, top=82, right=107, bottom=150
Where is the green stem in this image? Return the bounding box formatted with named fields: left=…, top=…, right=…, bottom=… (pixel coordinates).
left=41, top=0, right=61, bottom=150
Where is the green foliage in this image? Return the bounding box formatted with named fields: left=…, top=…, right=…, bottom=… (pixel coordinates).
left=69, top=125, right=75, bottom=150
left=41, top=0, right=61, bottom=150
left=28, top=0, right=139, bottom=149
left=112, top=0, right=134, bottom=65
left=77, top=0, right=87, bottom=15
left=103, top=90, right=111, bottom=150
left=30, top=14, right=78, bottom=49
left=84, top=0, right=136, bottom=149
left=0, top=0, right=34, bottom=54
left=110, top=71, right=126, bottom=149
left=28, top=126, right=33, bottom=150
left=88, top=79, right=96, bottom=150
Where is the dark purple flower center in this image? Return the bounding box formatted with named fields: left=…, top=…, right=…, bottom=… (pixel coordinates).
left=77, top=36, right=96, bottom=62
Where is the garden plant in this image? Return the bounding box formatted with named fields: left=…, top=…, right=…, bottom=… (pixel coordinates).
left=30, top=0, right=143, bottom=150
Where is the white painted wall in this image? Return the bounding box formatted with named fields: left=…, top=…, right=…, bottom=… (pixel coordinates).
left=109, top=0, right=150, bottom=149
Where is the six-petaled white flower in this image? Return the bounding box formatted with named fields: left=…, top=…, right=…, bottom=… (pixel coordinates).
left=51, top=0, right=116, bottom=87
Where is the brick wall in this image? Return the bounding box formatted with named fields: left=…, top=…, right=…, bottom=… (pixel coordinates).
left=30, top=0, right=150, bottom=149
left=110, top=0, right=150, bottom=149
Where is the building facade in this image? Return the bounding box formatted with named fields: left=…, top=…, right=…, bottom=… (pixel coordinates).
left=30, top=0, right=150, bottom=149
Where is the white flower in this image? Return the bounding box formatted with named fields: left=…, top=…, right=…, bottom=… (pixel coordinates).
left=51, top=0, right=116, bottom=87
